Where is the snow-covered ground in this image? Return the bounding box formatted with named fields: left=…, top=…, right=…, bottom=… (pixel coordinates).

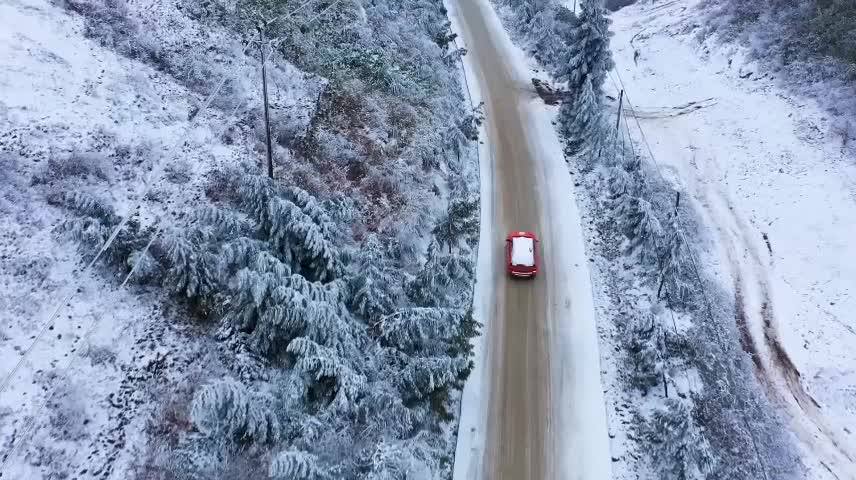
left=0, top=0, right=316, bottom=476
left=608, top=0, right=856, bottom=477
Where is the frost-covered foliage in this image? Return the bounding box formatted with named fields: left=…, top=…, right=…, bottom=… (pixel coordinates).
left=700, top=0, right=856, bottom=151
left=432, top=196, right=480, bottom=253
left=495, top=0, right=801, bottom=476
left=190, top=378, right=280, bottom=445
left=639, top=398, right=715, bottom=480
left=47, top=191, right=151, bottom=268
left=48, top=0, right=481, bottom=474
left=406, top=241, right=475, bottom=308
left=555, top=0, right=614, bottom=97
left=349, top=235, right=402, bottom=322
left=625, top=312, right=662, bottom=394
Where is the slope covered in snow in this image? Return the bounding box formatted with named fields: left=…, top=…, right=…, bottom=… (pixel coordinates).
left=0, top=0, right=482, bottom=477
left=607, top=0, right=856, bottom=477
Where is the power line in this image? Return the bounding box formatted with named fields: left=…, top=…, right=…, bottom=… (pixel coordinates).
left=0, top=232, right=154, bottom=473
left=607, top=53, right=772, bottom=480
left=0, top=73, right=231, bottom=403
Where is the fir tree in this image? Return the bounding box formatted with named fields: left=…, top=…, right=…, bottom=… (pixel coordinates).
left=560, top=76, right=601, bottom=155
left=380, top=308, right=463, bottom=355
left=161, top=228, right=220, bottom=303
left=287, top=337, right=367, bottom=412
left=616, top=195, right=666, bottom=264
left=360, top=382, right=420, bottom=439
left=190, top=378, right=280, bottom=445
left=269, top=449, right=326, bottom=480
left=625, top=312, right=663, bottom=394
left=406, top=241, right=474, bottom=308
left=266, top=198, right=338, bottom=282
left=47, top=191, right=119, bottom=224
left=432, top=196, right=480, bottom=253
left=398, top=356, right=467, bottom=400
left=349, top=234, right=401, bottom=322
left=642, top=398, right=715, bottom=480
left=658, top=232, right=696, bottom=306
left=556, top=0, right=614, bottom=98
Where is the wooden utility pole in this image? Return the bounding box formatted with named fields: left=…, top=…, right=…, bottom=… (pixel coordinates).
left=615, top=89, right=624, bottom=129
left=258, top=24, right=274, bottom=179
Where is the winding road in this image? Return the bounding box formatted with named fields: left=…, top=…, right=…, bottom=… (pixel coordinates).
left=449, top=1, right=613, bottom=479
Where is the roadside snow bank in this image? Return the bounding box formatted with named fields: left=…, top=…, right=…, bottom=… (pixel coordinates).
left=445, top=4, right=493, bottom=480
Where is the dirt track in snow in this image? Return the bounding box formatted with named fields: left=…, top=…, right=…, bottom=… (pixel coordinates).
left=704, top=176, right=856, bottom=478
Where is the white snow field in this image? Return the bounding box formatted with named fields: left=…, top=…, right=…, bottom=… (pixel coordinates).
left=609, top=0, right=856, bottom=478
left=448, top=0, right=613, bottom=478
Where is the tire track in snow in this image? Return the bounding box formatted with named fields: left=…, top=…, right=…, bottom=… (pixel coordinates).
left=652, top=116, right=856, bottom=477
left=709, top=179, right=856, bottom=478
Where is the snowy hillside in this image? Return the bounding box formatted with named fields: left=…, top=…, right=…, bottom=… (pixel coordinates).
left=0, top=0, right=481, bottom=477
left=486, top=0, right=856, bottom=478
left=607, top=0, right=856, bottom=477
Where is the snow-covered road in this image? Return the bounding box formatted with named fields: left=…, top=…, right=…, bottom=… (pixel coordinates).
left=448, top=0, right=613, bottom=478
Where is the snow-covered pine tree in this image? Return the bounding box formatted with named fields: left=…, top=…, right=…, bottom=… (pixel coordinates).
left=606, top=164, right=634, bottom=200
left=642, top=398, right=715, bottom=480
left=196, top=205, right=254, bottom=238
left=269, top=449, right=326, bottom=480
left=406, top=240, right=474, bottom=308
left=587, top=117, right=621, bottom=169
left=287, top=337, right=367, bottom=413
left=530, top=5, right=570, bottom=68
left=560, top=76, right=601, bottom=156
left=160, top=228, right=220, bottom=303
left=615, top=195, right=666, bottom=264
left=349, top=234, right=401, bottom=322
left=225, top=251, right=291, bottom=334
left=556, top=0, right=614, bottom=98
left=359, top=439, right=433, bottom=480
left=432, top=196, right=479, bottom=253
left=504, top=0, right=550, bottom=26
left=284, top=186, right=335, bottom=241
left=47, top=191, right=119, bottom=225
left=125, top=248, right=160, bottom=284
left=625, top=311, right=663, bottom=394
left=225, top=250, right=349, bottom=356
left=658, top=231, right=696, bottom=307
left=266, top=198, right=338, bottom=282
left=50, top=190, right=150, bottom=267
left=219, top=236, right=268, bottom=273
left=397, top=355, right=467, bottom=400
left=380, top=308, right=464, bottom=355
left=237, top=173, right=278, bottom=228
left=360, top=381, right=421, bottom=439
left=189, top=378, right=280, bottom=445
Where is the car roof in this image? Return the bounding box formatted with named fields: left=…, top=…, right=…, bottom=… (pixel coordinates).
left=510, top=236, right=535, bottom=266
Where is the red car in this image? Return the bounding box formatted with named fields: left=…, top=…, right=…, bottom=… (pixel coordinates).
left=506, top=231, right=538, bottom=278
